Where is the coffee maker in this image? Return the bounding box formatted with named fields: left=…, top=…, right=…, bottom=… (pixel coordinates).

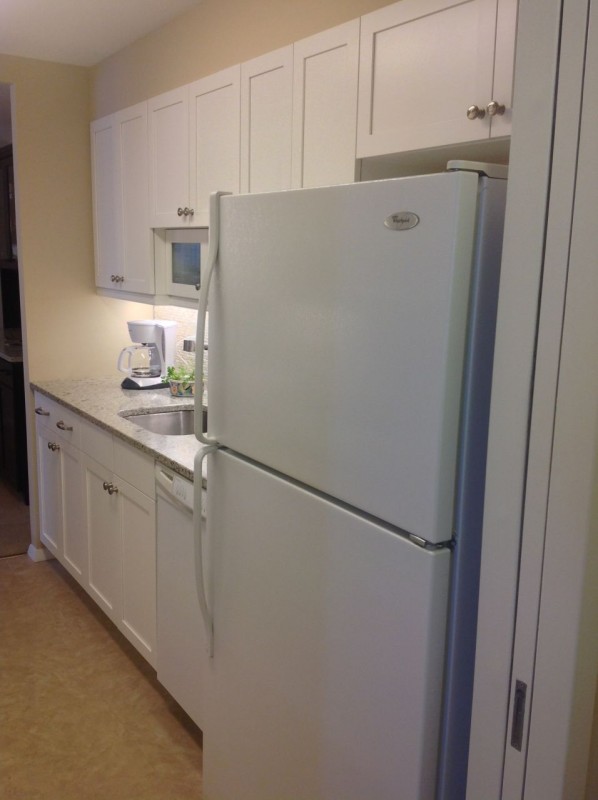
left=117, top=319, right=177, bottom=390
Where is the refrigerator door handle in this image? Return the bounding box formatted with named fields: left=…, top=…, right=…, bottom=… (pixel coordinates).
left=193, top=444, right=220, bottom=657
left=195, top=191, right=230, bottom=445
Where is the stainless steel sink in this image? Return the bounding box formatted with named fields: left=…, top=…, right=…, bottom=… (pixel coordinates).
left=123, top=408, right=206, bottom=436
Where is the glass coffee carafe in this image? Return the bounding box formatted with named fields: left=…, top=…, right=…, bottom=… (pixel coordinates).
left=117, top=343, right=161, bottom=379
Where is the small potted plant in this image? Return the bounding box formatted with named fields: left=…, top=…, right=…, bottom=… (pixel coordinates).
left=165, top=365, right=195, bottom=397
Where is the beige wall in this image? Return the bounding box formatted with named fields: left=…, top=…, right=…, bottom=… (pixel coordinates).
left=0, top=55, right=147, bottom=383
left=92, top=0, right=392, bottom=117
left=0, top=54, right=147, bottom=548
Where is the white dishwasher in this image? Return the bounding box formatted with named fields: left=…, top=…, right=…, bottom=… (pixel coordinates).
left=156, top=464, right=207, bottom=730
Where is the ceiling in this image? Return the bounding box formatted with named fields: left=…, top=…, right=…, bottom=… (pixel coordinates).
left=0, top=0, right=201, bottom=67
left=0, top=0, right=202, bottom=145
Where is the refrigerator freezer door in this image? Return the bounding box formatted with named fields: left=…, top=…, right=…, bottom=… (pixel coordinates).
left=209, top=172, right=480, bottom=543
left=203, top=449, right=451, bottom=800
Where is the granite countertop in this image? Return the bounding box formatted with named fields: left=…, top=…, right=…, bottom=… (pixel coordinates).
left=31, top=377, right=205, bottom=481
left=0, top=331, right=23, bottom=363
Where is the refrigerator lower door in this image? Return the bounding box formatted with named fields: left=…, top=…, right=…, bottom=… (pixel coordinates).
left=203, top=450, right=451, bottom=800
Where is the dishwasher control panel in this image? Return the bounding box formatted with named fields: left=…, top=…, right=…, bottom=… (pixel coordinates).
left=172, top=474, right=194, bottom=507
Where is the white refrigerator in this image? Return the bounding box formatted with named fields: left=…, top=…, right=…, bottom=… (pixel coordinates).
left=194, top=166, right=507, bottom=800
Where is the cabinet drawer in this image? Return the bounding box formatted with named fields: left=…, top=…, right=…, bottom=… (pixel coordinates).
left=81, top=418, right=114, bottom=470
left=114, top=437, right=155, bottom=499
left=33, top=392, right=82, bottom=449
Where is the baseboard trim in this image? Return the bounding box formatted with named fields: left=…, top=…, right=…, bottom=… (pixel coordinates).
left=27, top=543, right=55, bottom=563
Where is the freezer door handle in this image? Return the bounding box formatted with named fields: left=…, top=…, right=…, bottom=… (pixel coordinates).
left=193, top=444, right=219, bottom=656
left=195, top=191, right=229, bottom=446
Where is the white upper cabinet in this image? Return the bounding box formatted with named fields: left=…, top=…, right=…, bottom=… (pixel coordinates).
left=356, top=0, right=517, bottom=158
left=148, top=86, right=192, bottom=227
left=90, top=102, right=153, bottom=295
left=114, top=103, right=153, bottom=294
left=189, top=65, right=241, bottom=225
left=241, top=46, right=293, bottom=194
left=489, top=0, right=518, bottom=139
left=90, top=115, right=119, bottom=288
left=291, top=20, right=360, bottom=189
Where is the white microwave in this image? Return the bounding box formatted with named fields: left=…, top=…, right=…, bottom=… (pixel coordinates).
left=154, top=227, right=209, bottom=301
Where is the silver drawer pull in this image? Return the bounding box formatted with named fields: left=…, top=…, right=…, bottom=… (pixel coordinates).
left=107, top=484, right=119, bottom=495
left=35, top=407, right=50, bottom=416
left=56, top=420, right=73, bottom=431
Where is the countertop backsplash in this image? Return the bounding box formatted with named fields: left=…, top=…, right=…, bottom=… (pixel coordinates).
left=154, top=305, right=208, bottom=397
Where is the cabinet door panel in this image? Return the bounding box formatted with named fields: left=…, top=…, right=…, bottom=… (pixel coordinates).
left=292, top=20, right=359, bottom=188
left=148, top=86, right=190, bottom=227
left=90, top=116, right=120, bottom=289
left=190, top=66, right=241, bottom=225
left=489, top=0, right=518, bottom=138
left=241, top=47, right=293, bottom=194
left=115, top=102, right=153, bottom=294
left=119, top=478, right=156, bottom=665
left=84, top=456, right=121, bottom=621
left=36, top=426, right=62, bottom=556
left=357, top=0, right=497, bottom=157
left=60, top=440, right=86, bottom=585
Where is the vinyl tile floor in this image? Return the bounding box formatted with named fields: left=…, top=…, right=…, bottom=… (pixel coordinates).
left=0, top=554, right=203, bottom=799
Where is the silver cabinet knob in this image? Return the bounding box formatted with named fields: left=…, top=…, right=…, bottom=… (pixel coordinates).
left=177, top=207, right=184, bottom=216
left=48, top=442, right=60, bottom=452
left=187, top=207, right=194, bottom=217
left=56, top=420, right=73, bottom=432
left=467, top=105, right=486, bottom=120
left=35, top=407, right=50, bottom=416
left=110, top=274, right=116, bottom=282
left=107, top=484, right=119, bottom=495
left=102, top=481, right=111, bottom=491
left=487, top=100, right=506, bottom=116
left=118, top=276, right=125, bottom=283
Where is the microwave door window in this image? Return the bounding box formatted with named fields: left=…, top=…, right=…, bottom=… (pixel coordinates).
left=172, top=242, right=201, bottom=287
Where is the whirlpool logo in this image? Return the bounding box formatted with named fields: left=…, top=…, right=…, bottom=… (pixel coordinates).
left=384, top=212, right=420, bottom=231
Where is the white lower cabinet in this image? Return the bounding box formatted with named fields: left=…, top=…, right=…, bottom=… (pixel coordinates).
left=119, top=475, right=156, bottom=662
left=35, top=392, right=157, bottom=668
left=60, top=439, right=87, bottom=584
left=82, top=425, right=157, bottom=666
left=84, top=453, right=121, bottom=619
left=36, top=421, right=63, bottom=557
left=34, top=394, right=87, bottom=586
